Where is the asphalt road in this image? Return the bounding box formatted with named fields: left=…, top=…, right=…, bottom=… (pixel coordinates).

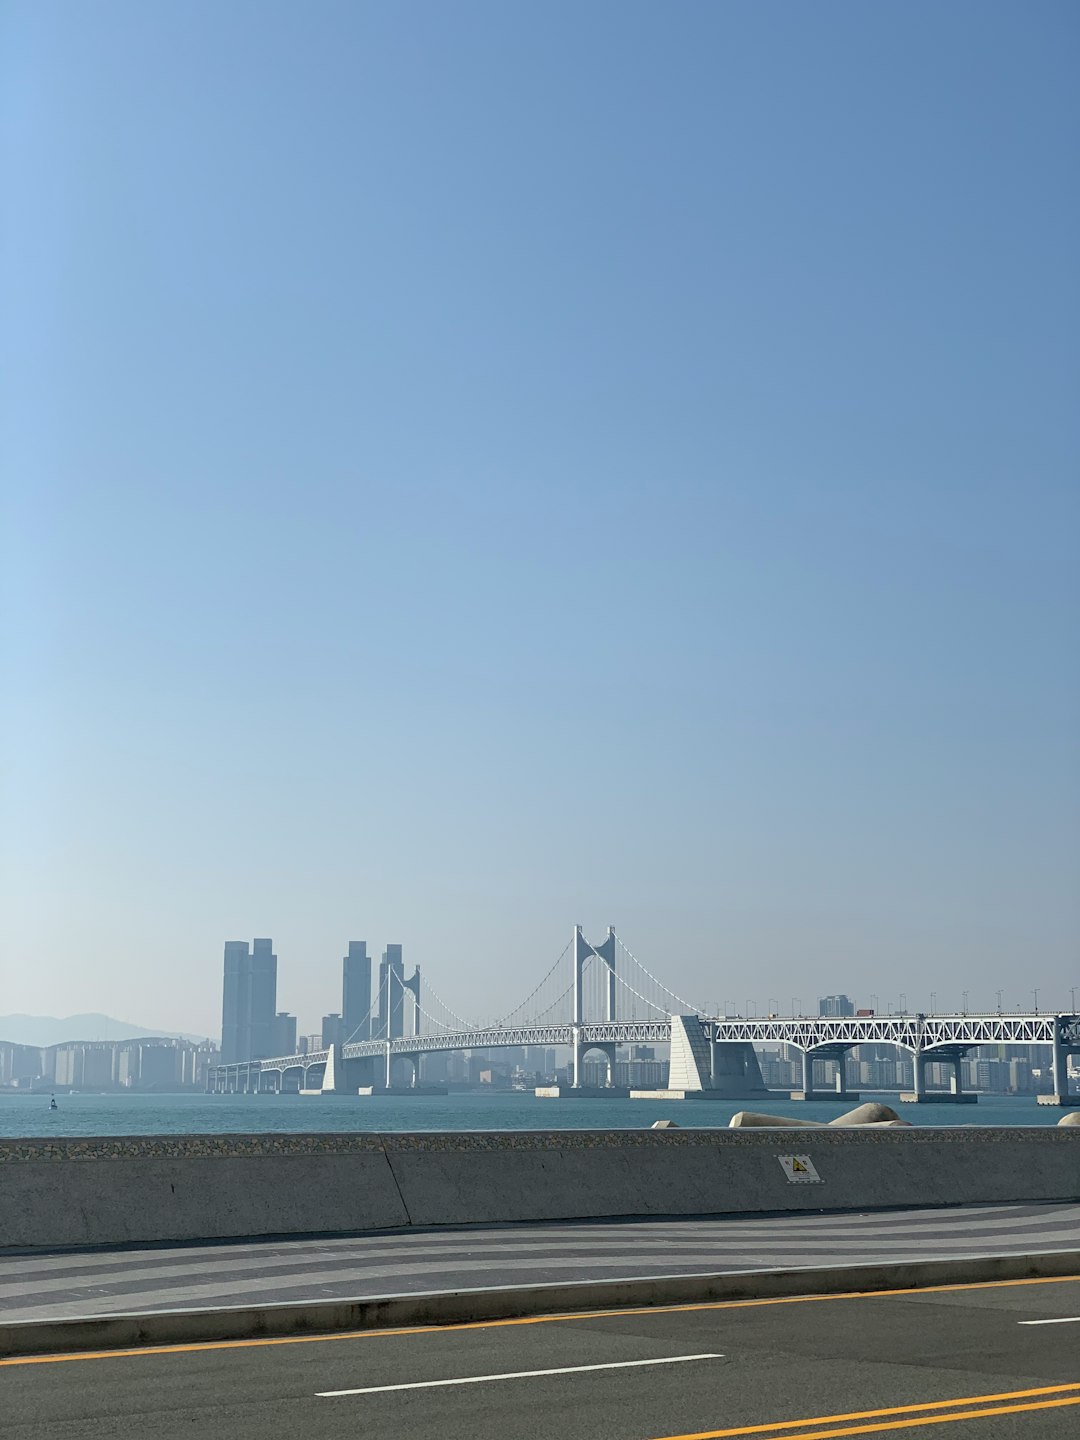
left=4, top=1275, right=1080, bottom=1440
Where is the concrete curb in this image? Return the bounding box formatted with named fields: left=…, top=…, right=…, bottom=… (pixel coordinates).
left=3, top=1248, right=1079, bottom=1359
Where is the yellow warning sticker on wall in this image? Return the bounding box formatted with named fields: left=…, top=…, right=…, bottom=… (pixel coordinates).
left=778, top=1154, right=822, bottom=1183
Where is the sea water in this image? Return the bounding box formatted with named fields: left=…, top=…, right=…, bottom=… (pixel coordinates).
left=0, top=1089, right=1064, bottom=1139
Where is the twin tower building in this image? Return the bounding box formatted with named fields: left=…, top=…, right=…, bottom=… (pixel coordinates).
left=220, top=939, right=421, bottom=1064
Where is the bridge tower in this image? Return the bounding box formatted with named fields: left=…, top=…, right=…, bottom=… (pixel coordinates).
left=571, top=925, right=617, bottom=1087
left=403, top=966, right=421, bottom=1035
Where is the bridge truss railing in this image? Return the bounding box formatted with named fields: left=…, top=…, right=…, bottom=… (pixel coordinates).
left=256, top=1050, right=330, bottom=1073
left=216, top=1014, right=1080, bottom=1083
left=340, top=1019, right=675, bottom=1059
left=703, top=1014, right=1080, bottom=1054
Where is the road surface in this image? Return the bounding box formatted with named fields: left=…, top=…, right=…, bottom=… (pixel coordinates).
left=4, top=1273, right=1080, bottom=1439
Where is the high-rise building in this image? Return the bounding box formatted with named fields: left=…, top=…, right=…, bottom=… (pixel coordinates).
left=54, top=1042, right=118, bottom=1088
left=342, top=941, right=371, bottom=1044
left=181, top=1041, right=220, bottom=1089
left=819, top=994, right=855, bottom=1017
left=321, top=1013, right=344, bottom=1049
left=221, top=941, right=249, bottom=1064
left=272, top=1012, right=297, bottom=1056
left=249, top=938, right=277, bottom=1059
left=0, top=1043, right=44, bottom=1086
left=220, top=938, right=278, bottom=1063
left=376, top=943, right=405, bottom=1040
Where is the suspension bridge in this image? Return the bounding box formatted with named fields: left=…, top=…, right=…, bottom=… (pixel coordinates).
left=207, top=925, right=1080, bottom=1105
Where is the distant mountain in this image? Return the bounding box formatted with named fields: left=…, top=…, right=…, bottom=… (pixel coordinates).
left=0, top=1014, right=212, bottom=1047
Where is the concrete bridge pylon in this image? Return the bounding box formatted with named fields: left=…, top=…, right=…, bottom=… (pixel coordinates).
left=571, top=925, right=617, bottom=1087
left=668, top=1015, right=771, bottom=1099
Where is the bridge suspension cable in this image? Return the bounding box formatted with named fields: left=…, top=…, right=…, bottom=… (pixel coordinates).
left=413, top=976, right=476, bottom=1032
left=343, top=930, right=706, bottom=1044
left=387, top=965, right=473, bottom=1036
left=339, top=964, right=473, bottom=1045
left=517, top=978, right=576, bottom=1027
left=615, top=934, right=706, bottom=1016
left=485, top=938, right=573, bottom=1029
left=611, top=962, right=671, bottom=1019
left=341, top=991, right=381, bottom=1047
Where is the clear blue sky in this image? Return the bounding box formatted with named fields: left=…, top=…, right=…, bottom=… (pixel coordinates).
left=2, top=1, right=1077, bottom=1037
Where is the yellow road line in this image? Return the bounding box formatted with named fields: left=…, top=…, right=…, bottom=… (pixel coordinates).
left=2, top=1271, right=1078, bottom=1368
left=657, top=1394, right=1080, bottom=1440
left=652, top=1383, right=1080, bottom=1438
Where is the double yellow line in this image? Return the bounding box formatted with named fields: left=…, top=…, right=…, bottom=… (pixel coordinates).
left=656, top=1382, right=1080, bottom=1440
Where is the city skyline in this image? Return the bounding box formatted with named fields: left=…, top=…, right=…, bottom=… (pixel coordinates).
left=211, top=929, right=1076, bottom=1060
left=218, top=936, right=428, bottom=1065
left=3, top=929, right=1077, bottom=1047
left=4, top=3, right=1077, bottom=1034
left=3, top=921, right=1076, bottom=1046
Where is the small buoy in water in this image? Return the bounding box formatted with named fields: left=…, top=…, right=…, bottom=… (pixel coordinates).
left=49, top=1096, right=58, bottom=1111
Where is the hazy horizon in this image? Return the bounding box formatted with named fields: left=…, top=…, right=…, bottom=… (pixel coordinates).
left=3, top=2, right=1078, bottom=1038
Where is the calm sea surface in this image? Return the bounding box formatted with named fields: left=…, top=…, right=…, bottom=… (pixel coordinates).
left=0, top=1090, right=1064, bottom=1138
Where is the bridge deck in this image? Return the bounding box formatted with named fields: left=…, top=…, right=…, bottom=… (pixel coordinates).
left=214, top=1013, right=1080, bottom=1079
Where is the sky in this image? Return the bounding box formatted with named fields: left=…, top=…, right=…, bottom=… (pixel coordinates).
left=2, top=1, right=1078, bottom=1040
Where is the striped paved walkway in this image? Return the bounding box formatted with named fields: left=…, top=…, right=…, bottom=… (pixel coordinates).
left=2, top=1201, right=1078, bottom=1322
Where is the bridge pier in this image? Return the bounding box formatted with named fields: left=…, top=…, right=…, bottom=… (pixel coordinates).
left=583, top=1043, right=618, bottom=1086
left=901, top=1046, right=977, bottom=1103
left=354, top=1046, right=428, bottom=1092
left=571, top=1026, right=583, bottom=1089
left=1038, top=1021, right=1080, bottom=1106
left=790, top=1048, right=860, bottom=1102
left=702, top=1037, right=770, bottom=1099
left=565, top=1034, right=623, bottom=1092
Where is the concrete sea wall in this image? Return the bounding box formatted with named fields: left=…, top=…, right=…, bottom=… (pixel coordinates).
left=1, top=1127, right=1077, bottom=1251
